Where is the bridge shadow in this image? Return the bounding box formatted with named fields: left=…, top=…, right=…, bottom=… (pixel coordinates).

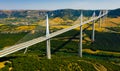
left=105, top=26, right=120, bottom=32
left=51, top=31, right=79, bottom=54
left=106, top=27, right=120, bottom=32
left=51, top=24, right=93, bottom=54
left=52, top=26, right=120, bottom=55
left=0, top=55, right=27, bottom=62
left=83, top=30, right=120, bottom=52
left=0, top=56, right=18, bottom=62
left=110, top=21, right=120, bottom=26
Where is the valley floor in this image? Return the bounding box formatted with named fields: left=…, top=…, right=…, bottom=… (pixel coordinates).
left=0, top=17, right=120, bottom=71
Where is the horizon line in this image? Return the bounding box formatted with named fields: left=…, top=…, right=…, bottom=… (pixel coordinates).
left=0, top=8, right=119, bottom=11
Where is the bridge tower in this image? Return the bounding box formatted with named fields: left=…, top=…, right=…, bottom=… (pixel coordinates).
left=92, top=11, right=96, bottom=42
left=104, top=10, right=108, bottom=25
left=102, top=10, right=106, bottom=25
left=79, top=11, right=83, bottom=57
left=99, top=11, right=102, bottom=28
left=46, top=14, right=51, bottom=59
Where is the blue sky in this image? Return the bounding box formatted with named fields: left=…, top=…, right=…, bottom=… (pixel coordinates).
left=0, top=0, right=120, bottom=10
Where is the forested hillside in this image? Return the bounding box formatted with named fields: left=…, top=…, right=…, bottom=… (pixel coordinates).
left=0, top=8, right=120, bottom=20
left=108, top=8, right=120, bottom=17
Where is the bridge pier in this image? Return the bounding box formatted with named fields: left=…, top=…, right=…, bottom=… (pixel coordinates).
left=24, top=47, right=28, bottom=54
left=92, top=11, right=96, bottom=42
left=46, top=14, right=51, bottom=59
left=102, top=10, right=106, bottom=25
left=102, top=16, right=105, bottom=25
left=104, top=10, right=108, bottom=24
left=99, top=11, right=102, bottom=28
left=79, top=11, right=83, bottom=57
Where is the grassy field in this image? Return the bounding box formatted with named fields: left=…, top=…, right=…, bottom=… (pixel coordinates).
left=0, top=17, right=120, bottom=71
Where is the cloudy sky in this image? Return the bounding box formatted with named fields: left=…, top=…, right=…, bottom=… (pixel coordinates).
left=0, top=0, right=120, bottom=10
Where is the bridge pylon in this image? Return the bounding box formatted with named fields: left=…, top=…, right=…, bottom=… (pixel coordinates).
left=79, top=11, right=83, bottom=57
left=99, top=11, right=102, bottom=28
left=46, top=14, right=51, bottom=59
left=92, top=11, right=96, bottom=42
left=104, top=10, right=108, bottom=25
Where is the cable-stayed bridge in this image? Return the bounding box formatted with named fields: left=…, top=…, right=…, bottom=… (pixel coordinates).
left=0, top=10, right=108, bottom=59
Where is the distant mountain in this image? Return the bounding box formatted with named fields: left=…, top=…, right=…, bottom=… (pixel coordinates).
left=0, top=8, right=120, bottom=20
left=0, top=10, right=47, bottom=18
left=0, top=9, right=99, bottom=21
left=108, top=8, right=120, bottom=17
left=48, top=9, right=120, bottom=19
left=47, top=9, right=99, bottom=20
